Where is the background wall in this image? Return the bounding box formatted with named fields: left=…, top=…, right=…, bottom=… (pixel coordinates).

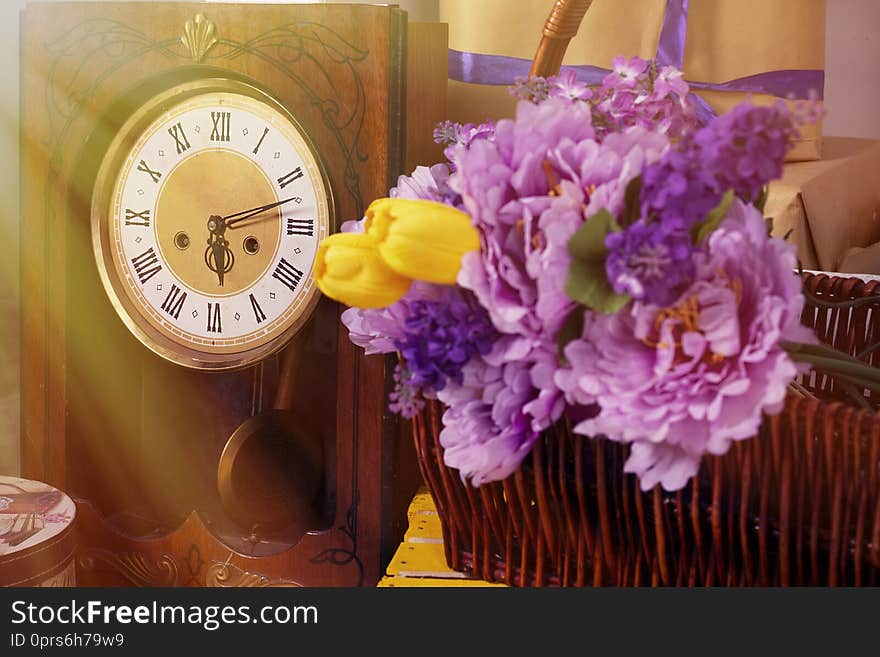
left=0, top=0, right=876, bottom=476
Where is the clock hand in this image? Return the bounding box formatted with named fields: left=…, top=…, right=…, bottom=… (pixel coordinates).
left=205, top=215, right=234, bottom=286
left=224, top=196, right=300, bottom=228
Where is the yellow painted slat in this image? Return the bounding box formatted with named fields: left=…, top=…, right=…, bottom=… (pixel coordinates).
left=386, top=541, right=461, bottom=577
left=406, top=489, right=440, bottom=521
left=404, top=513, right=444, bottom=541
left=381, top=487, right=508, bottom=587
left=377, top=576, right=507, bottom=587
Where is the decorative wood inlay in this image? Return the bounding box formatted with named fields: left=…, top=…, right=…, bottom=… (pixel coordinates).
left=78, top=548, right=179, bottom=587
left=205, top=562, right=302, bottom=587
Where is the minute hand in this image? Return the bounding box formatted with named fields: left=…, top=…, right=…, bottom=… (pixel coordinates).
left=224, top=197, right=299, bottom=228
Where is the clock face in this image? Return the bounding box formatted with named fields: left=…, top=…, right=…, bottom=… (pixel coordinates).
left=92, top=80, right=333, bottom=370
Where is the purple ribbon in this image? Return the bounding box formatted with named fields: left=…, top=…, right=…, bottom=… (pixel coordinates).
left=448, top=0, right=824, bottom=123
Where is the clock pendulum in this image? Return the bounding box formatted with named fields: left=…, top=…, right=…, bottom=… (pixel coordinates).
left=217, top=330, right=324, bottom=549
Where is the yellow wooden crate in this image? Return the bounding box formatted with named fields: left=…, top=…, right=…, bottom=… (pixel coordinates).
left=380, top=487, right=506, bottom=587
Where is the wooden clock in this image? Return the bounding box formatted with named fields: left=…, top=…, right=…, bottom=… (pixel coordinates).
left=20, top=3, right=446, bottom=587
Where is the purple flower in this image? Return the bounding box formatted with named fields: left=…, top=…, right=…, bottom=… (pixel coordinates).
left=692, top=101, right=800, bottom=202
left=654, top=66, right=689, bottom=98
left=640, top=147, right=722, bottom=230
left=433, top=120, right=496, bottom=162
left=451, top=98, right=596, bottom=338
left=393, top=287, right=496, bottom=393
left=605, top=219, right=696, bottom=306
left=603, top=56, right=649, bottom=89
left=510, top=75, right=553, bottom=103
left=391, top=163, right=459, bottom=206
left=642, top=101, right=807, bottom=216
left=389, top=363, right=426, bottom=419
left=453, top=100, right=668, bottom=340
left=548, top=69, right=594, bottom=102
left=514, top=60, right=696, bottom=144
left=436, top=338, right=564, bottom=485
left=557, top=199, right=815, bottom=491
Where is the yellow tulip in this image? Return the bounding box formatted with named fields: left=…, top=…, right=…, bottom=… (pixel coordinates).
left=314, top=232, right=412, bottom=308
left=364, top=198, right=480, bottom=284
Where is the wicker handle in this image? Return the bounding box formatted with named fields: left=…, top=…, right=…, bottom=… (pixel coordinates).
left=530, top=0, right=594, bottom=78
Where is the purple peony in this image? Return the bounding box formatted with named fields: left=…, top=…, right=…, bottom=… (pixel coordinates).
left=452, top=100, right=668, bottom=339
left=436, top=337, right=564, bottom=485
left=557, top=199, right=815, bottom=491
left=391, top=163, right=460, bottom=206
left=451, top=98, right=597, bottom=338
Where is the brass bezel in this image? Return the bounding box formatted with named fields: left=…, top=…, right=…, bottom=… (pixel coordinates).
left=91, top=77, right=336, bottom=371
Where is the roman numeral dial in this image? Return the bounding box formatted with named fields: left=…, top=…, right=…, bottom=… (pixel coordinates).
left=160, top=284, right=187, bottom=320
left=102, top=85, right=331, bottom=368
left=287, top=218, right=314, bottom=236
left=207, top=303, right=223, bottom=333
left=130, top=248, right=162, bottom=285
left=249, top=294, right=267, bottom=323
left=277, top=167, right=304, bottom=189
left=168, top=122, right=191, bottom=154
left=272, top=258, right=304, bottom=293
left=124, top=209, right=151, bottom=227
left=210, top=111, right=231, bottom=142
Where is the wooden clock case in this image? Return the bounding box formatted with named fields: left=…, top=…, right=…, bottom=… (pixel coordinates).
left=20, top=2, right=447, bottom=587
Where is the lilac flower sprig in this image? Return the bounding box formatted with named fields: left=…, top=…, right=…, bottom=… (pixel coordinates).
left=598, top=100, right=817, bottom=308
left=433, top=120, right=496, bottom=163
left=512, top=56, right=697, bottom=142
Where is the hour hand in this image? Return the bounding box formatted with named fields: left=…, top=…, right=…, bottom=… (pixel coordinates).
left=205, top=215, right=234, bottom=286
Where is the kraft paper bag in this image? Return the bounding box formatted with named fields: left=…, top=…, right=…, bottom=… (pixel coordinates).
left=440, top=0, right=825, bottom=161
left=765, top=138, right=880, bottom=272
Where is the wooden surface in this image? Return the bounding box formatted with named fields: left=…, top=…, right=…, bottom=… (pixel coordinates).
left=20, top=2, right=442, bottom=587
left=377, top=489, right=505, bottom=588
left=404, top=22, right=448, bottom=172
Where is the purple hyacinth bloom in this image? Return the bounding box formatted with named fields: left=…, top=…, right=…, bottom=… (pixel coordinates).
left=693, top=101, right=800, bottom=202
left=556, top=198, right=816, bottom=492
left=389, top=363, right=426, bottom=419
left=641, top=101, right=808, bottom=220
left=605, top=219, right=696, bottom=306
left=393, top=288, right=496, bottom=393
left=640, top=147, right=721, bottom=231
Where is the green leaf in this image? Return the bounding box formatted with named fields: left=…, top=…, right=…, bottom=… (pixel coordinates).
left=568, top=209, right=621, bottom=261
left=557, top=309, right=585, bottom=364
left=621, top=176, right=643, bottom=227
left=565, top=260, right=631, bottom=314
left=754, top=185, right=770, bottom=213
left=691, top=190, right=735, bottom=245
left=565, top=210, right=629, bottom=314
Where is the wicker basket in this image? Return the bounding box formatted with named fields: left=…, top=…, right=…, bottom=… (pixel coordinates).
left=409, top=2, right=880, bottom=586
left=413, top=273, right=880, bottom=586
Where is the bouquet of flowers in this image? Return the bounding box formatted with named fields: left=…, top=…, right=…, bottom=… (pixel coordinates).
left=314, top=56, right=851, bottom=493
